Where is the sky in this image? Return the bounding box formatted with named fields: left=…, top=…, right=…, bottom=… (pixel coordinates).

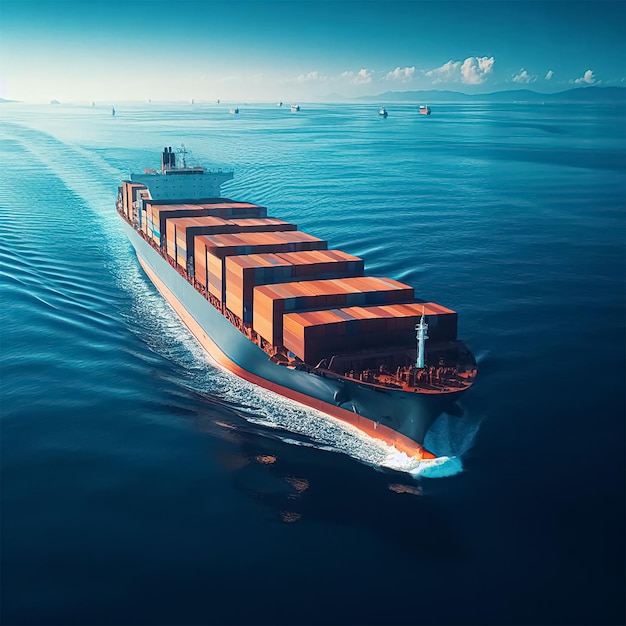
left=1, top=0, right=624, bottom=103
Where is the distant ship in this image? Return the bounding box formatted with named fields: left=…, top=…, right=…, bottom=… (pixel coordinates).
left=116, top=145, right=477, bottom=460
left=379, top=107, right=388, bottom=118
left=229, top=107, right=239, bottom=115
left=419, top=105, right=431, bottom=116
left=278, top=101, right=283, bottom=107
left=290, top=104, right=300, bottom=112
left=112, top=107, right=116, bottom=117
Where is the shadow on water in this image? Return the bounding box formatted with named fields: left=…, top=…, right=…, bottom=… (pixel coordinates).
left=203, top=418, right=467, bottom=561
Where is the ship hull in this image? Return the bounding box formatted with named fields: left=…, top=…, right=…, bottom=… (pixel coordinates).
left=121, top=220, right=465, bottom=458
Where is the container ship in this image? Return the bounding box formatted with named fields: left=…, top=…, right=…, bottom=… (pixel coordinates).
left=117, top=146, right=477, bottom=460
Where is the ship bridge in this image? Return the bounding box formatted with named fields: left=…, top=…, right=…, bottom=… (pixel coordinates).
left=131, top=145, right=234, bottom=201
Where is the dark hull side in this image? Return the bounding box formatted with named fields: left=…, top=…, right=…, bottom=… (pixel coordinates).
left=121, top=220, right=466, bottom=457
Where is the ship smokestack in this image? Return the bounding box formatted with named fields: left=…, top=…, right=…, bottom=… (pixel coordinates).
left=161, top=147, right=170, bottom=171
left=169, top=147, right=175, bottom=168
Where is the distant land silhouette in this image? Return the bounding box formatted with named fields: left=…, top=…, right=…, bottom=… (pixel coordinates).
left=327, top=86, right=626, bottom=104
left=2, top=86, right=624, bottom=105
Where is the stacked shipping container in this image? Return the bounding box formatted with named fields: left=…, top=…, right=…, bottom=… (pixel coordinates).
left=121, top=181, right=146, bottom=219
left=253, top=277, right=415, bottom=346
left=145, top=200, right=267, bottom=246
left=194, top=231, right=328, bottom=307
left=166, top=216, right=297, bottom=270
left=282, top=302, right=458, bottom=365
left=122, top=193, right=459, bottom=370
left=225, top=250, right=365, bottom=324
left=228, top=218, right=297, bottom=233
left=166, top=216, right=236, bottom=270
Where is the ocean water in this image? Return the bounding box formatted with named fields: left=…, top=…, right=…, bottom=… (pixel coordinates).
left=1, top=101, right=624, bottom=626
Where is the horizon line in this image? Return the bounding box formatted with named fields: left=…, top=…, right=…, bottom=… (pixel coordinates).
left=2, top=85, right=624, bottom=106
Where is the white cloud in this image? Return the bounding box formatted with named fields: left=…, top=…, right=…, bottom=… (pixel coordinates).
left=461, top=56, right=495, bottom=84
left=352, top=69, right=373, bottom=85
left=335, top=69, right=373, bottom=86
left=513, top=69, right=536, bottom=84
left=296, top=71, right=322, bottom=83
left=424, top=56, right=494, bottom=85
left=278, top=70, right=329, bottom=85
left=385, top=66, right=416, bottom=82
left=574, top=69, right=596, bottom=84
left=424, top=60, right=461, bottom=84
left=545, top=70, right=554, bottom=80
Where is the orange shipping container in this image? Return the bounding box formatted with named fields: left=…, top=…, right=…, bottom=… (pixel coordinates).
left=253, top=276, right=414, bottom=346
left=121, top=181, right=145, bottom=218
left=223, top=254, right=298, bottom=323
left=224, top=250, right=365, bottom=324
left=146, top=200, right=264, bottom=247
left=167, top=215, right=296, bottom=268
left=282, top=302, right=457, bottom=364
left=194, top=255, right=208, bottom=288
left=195, top=232, right=327, bottom=305
left=166, top=216, right=234, bottom=268
left=228, top=217, right=297, bottom=233
left=195, top=231, right=325, bottom=258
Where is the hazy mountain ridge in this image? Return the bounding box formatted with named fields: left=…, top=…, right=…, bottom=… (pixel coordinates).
left=347, top=86, right=626, bottom=104
left=3, top=86, right=624, bottom=106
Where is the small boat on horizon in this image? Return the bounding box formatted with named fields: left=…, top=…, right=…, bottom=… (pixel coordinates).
left=290, top=104, right=300, bottom=112
left=379, top=107, right=388, bottom=118
left=419, top=105, right=431, bottom=116
left=112, top=107, right=116, bottom=117
left=229, top=107, right=239, bottom=115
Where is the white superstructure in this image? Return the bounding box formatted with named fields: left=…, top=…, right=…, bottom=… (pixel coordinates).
left=131, top=146, right=234, bottom=200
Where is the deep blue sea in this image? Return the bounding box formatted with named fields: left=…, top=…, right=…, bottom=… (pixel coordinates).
left=1, top=101, right=624, bottom=626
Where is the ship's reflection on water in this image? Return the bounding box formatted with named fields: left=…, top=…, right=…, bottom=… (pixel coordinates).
left=387, top=482, right=422, bottom=495
left=195, top=409, right=465, bottom=560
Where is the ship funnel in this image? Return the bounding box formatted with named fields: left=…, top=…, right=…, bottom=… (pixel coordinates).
left=169, top=146, right=176, bottom=168
left=161, top=147, right=170, bottom=171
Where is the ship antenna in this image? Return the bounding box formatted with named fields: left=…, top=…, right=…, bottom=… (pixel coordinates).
left=415, top=306, right=429, bottom=369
